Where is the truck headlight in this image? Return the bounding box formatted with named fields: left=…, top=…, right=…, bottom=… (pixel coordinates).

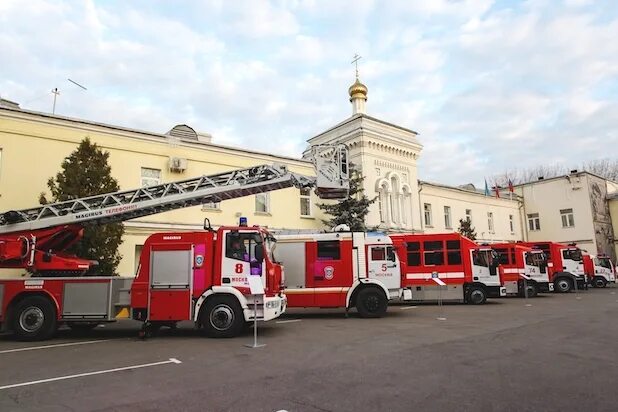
left=265, top=300, right=280, bottom=309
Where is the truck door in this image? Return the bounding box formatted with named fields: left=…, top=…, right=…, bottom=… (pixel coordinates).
left=471, top=249, right=500, bottom=286
left=562, top=249, right=584, bottom=276
left=148, top=243, right=193, bottom=321
left=368, top=245, right=400, bottom=291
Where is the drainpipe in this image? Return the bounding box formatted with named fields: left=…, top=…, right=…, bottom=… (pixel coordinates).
left=418, top=181, right=424, bottom=233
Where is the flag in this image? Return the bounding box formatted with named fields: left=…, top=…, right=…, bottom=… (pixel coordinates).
left=508, top=179, right=514, bottom=193
left=484, top=179, right=490, bottom=196
left=494, top=184, right=500, bottom=198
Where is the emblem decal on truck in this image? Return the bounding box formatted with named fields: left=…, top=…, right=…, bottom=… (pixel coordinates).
left=324, top=266, right=334, bottom=280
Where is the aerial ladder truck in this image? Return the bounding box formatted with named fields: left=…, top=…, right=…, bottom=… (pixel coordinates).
left=0, top=146, right=349, bottom=341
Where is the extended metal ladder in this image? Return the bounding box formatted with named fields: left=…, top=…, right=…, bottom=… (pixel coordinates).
left=0, top=165, right=316, bottom=233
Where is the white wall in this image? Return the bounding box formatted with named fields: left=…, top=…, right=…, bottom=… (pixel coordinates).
left=420, top=183, right=521, bottom=242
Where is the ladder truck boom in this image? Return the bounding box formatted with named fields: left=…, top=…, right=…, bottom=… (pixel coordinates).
left=0, top=145, right=349, bottom=275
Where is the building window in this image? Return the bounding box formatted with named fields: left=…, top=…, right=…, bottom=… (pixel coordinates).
left=202, top=201, right=220, bottom=210
left=444, top=206, right=452, bottom=229
left=255, top=193, right=270, bottom=214
left=300, top=188, right=312, bottom=217
left=509, top=215, right=514, bottom=233
left=527, top=213, right=540, bottom=231
left=560, top=208, right=575, bottom=228
left=487, top=212, right=494, bottom=233
left=141, top=167, right=161, bottom=187
left=465, top=209, right=472, bottom=223
left=424, top=203, right=432, bottom=227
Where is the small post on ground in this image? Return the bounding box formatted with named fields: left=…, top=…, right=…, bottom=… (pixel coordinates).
left=574, top=275, right=581, bottom=300
left=522, top=275, right=532, bottom=307
left=245, top=275, right=266, bottom=349
left=432, top=271, right=446, bottom=321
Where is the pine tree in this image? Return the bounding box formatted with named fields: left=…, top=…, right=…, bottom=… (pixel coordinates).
left=317, top=166, right=376, bottom=231
left=457, top=217, right=477, bottom=240
left=40, top=138, right=124, bottom=275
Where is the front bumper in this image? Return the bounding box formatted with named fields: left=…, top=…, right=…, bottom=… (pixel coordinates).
left=487, top=285, right=506, bottom=298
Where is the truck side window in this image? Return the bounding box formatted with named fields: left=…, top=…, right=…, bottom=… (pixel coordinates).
left=317, top=241, right=340, bottom=260
left=424, top=240, right=444, bottom=266
left=407, top=242, right=421, bottom=266
left=495, top=248, right=508, bottom=265
left=473, top=251, right=489, bottom=267
left=225, top=232, right=260, bottom=261
left=447, top=240, right=461, bottom=265
left=386, top=246, right=396, bottom=262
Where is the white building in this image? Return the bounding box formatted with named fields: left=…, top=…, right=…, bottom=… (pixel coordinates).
left=305, top=75, right=522, bottom=241
left=515, top=171, right=618, bottom=260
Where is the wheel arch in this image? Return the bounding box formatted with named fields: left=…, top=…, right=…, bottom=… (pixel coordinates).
left=346, top=279, right=389, bottom=309
left=193, top=286, right=249, bottom=323
left=6, top=291, right=59, bottom=327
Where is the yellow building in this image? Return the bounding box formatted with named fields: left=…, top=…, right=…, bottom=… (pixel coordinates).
left=0, top=103, right=325, bottom=277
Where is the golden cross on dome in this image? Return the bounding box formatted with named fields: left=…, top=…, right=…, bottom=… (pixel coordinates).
left=351, top=54, right=362, bottom=78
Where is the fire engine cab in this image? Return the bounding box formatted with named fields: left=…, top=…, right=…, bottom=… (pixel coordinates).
left=491, top=243, right=553, bottom=297
left=520, top=242, right=587, bottom=293
left=583, top=254, right=616, bottom=288
left=275, top=231, right=408, bottom=317
left=390, top=233, right=506, bottom=305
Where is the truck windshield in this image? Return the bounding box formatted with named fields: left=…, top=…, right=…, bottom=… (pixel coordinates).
left=563, top=248, right=582, bottom=262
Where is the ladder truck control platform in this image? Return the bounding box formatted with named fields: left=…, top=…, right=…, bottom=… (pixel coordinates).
left=0, top=145, right=349, bottom=341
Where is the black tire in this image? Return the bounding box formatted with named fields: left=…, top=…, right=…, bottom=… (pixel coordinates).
left=67, top=322, right=99, bottom=331
left=200, top=295, right=244, bottom=338
left=355, top=287, right=388, bottom=318
left=554, top=277, right=572, bottom=293
left=594, top=277, right=608, bottom=288
left=466, top=286, right=487, bottom=305
left=11, top=295, right=57, bottom=341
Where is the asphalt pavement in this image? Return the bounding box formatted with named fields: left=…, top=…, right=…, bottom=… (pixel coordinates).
left=0, top=287, right=617, bottom=412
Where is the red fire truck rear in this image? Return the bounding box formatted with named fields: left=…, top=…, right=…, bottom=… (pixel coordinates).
left=0, top=146, right=350, bottom=340
left=519, top=242, right=587, bottom=293
left=583, top=254, right=616, bottom=288
left=390, top=233, right=506, bottom=305
left=491, top=243, right=553, bottom=297
left=275, top=232, right=410, bottom=317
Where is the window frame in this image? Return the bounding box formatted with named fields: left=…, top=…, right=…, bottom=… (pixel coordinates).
left=560, top=208, right=575, bottom=228
left=141, top=167, right=161, bottom=187
left=299, top=187, right=312, bottom=217
left=424, top=203, right=433, bottom=227
left=527, top=213, right=541, bottom=231
left=444, top=206, right=452, bottom=229
left=255, top=192, right=271, bottom=214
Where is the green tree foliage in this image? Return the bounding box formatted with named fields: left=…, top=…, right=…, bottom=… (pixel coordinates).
left=317, top=166, right=376, bottom=231
left=457, top=217, right=477, bottom=241
left=40, top=138, right=124, bottom=275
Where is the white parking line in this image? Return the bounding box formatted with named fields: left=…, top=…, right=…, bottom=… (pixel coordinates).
left=0, top=358, right=182, bottom=390
left=0, top=339, right=112, bottom=354
left=400, top=306, right=418, bottom=310
left=276, top=319, right=302, bottom=324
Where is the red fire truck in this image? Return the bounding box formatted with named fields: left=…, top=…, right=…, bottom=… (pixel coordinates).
left=583, top=254, right=616, bottom=288
left=491, top=243, right=553, bottom=297
left=0, top=146, right=349, bottom=341
left=519, top=242, right=587, bottom=293
left=390, top=233, right=506, bottom=305
left=275, top=232, right=410, bottom=317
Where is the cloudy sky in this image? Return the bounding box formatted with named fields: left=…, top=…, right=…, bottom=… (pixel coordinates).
left=1, top=0, right=617, bottom=186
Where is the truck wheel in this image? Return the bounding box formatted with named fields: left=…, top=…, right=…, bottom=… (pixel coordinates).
left=201, top=296, right=244, bottom=338
left=355, top=287, right=387, bottom=318
left=594, top=277, right=607, bottom=288
left=466, top=286, right=487, bottom=305
left=11, top=296, right=57, bottom=341
left=554, top=278, right=572, bottom=293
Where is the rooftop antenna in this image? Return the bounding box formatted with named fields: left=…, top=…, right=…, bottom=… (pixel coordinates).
left=51, top=88, right=60, bottom=114
left=67, top=78, right=87, bottom=90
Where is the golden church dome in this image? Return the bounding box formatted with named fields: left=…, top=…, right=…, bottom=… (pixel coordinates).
left=348, top=77, right=368, bottom=102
